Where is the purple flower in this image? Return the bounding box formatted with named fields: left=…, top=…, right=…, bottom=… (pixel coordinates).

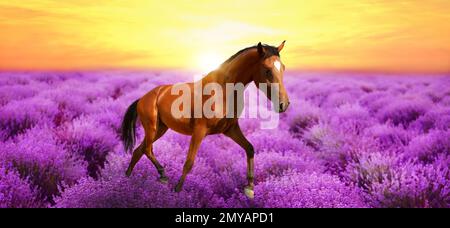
left=0, top=97, right=59, bottom=139
left=1, top=71, right=449, bottom=208
left=0, top=126, right=85, bottom=203
left=56, top=115, right=118, bottom=178
left=254, top=170, right=367, bottom=208
left=363, top=123, right=413, bottom=150
left=0, top=166, right=42, bottom=208
left=405, top=130, right=450, bottom=164
left=377, top=97, right=432, bottom=127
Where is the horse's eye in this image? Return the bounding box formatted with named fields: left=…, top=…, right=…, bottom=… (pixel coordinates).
left=265, top=70, right=272, bottom=77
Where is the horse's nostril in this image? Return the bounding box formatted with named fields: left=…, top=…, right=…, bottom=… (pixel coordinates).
left=280, top=103, right=284, bottom=111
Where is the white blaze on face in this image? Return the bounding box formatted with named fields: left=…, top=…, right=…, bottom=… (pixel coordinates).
left=274, top=60, right=281, bottom=72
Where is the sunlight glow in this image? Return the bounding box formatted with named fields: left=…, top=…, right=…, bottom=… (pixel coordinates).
left=196, top=53, right=223, bottom=74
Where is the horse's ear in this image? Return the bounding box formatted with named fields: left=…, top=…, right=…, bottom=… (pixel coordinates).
left=278, top=40, right=286, bottom=52
left=257, top=42, right=264, bottom=58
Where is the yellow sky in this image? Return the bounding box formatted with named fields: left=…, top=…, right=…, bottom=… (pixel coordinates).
left=0, top=0, right=449, bottom=73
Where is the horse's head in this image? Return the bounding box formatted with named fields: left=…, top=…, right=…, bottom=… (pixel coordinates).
left=253, top=41, right=290, bottom=113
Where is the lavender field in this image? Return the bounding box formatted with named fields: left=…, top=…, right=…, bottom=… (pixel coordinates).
left=0, top=71, right=449, bottom=208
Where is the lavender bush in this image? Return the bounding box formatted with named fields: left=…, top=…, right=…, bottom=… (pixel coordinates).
left=0, top=71, right=448, bottom=208
left=0, top=166, right=42, bottom=208
left=0, top=126, right=86, bottom=203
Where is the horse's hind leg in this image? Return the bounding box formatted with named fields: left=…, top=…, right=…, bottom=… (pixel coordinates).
left=125, top=121, right=168, bottom=179
left=125, top=142, right=145, bottom=177
left=143, top=120, right=169, bottom=183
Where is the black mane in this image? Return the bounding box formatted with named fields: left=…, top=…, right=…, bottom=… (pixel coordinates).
left=222, top=43, right=279, bottom=64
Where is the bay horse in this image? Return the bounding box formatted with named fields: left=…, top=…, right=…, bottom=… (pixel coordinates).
left=120, top=41, right=289, bottom=198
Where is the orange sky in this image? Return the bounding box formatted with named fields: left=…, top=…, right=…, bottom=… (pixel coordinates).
left=0, top=0, right=449, bottom=73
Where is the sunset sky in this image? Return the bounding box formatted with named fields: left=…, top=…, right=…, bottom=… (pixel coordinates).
left=0, top=0, right=449, bottom=73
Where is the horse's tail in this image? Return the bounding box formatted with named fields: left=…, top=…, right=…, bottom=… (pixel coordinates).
left=120, top=99, right=139, bottom=153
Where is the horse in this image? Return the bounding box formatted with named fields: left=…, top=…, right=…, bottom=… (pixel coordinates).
left=120, top=41, right=290, bottom=198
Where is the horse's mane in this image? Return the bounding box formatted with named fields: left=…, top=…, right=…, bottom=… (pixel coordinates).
left=222, top=44, right=280, bottom=65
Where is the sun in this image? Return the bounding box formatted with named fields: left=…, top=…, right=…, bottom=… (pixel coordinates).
left=196, top=52, right=223, bottom=74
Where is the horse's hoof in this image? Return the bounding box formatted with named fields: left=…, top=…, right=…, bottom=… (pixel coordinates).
left=174, top=184, right=182, bottom=193
left=125, top=170, right=131, bottom=177
left=159, top=176, right=168, bottom=184
left=244, top=187, right=254, bottom=199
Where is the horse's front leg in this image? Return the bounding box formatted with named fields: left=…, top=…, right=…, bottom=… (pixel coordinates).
left=175, top=126, right=207, bottom=192
left=224, top=124, right=255, bottom=199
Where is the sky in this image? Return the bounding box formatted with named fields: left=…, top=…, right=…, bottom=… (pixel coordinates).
left=0, top=0, right=449, bottom=73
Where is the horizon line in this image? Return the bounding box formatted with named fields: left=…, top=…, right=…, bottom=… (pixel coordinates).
left=0, top=66, right=449, bottom=76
